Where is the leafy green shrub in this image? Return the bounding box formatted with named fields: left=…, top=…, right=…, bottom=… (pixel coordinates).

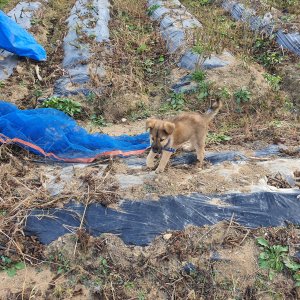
left=234, top=87, right=251, bottom=104
left=257, top=237, right=300, bottom=286
left=42, top=97, right=82, bottom=117
left=169, top=93, right=185, bottom=110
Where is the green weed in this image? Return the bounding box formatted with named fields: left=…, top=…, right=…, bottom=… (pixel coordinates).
left=198, top=0, right=211, bottom=5
left=234, top=87, right=251, bottom=106
left=98, top=256, right=109, bottom=276
left=207, top=133, right=231, bottom=144
left=257, top=237, right=300, bottom=286
left=0, top=81, right=5, bottom=88
left=216, top=87, right=231, bottom=100
left=91, top=114, right=107, bottom=127
left=192, top=43, right=205, bottom=55
left=42, top=97, right=82, bottom=116
left=0, top=256, right=25, bottom=277
left=137, top=43, right=148, bottom=54
left=191, top=70, right=206, bottom=83
left=197, top=81, right=210, bottom=102
left=143, top=59, right=154, bottom=73
left=263, top=73, right=282, bottom=91
left=169, top=93, right=185, bottom=110
left=124, top=281, right=135, bottom=290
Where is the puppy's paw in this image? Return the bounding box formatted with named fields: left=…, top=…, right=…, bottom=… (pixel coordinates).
left=155, top=167, right=165, bottom=174
left=146, top=161, right=155, bottom=169
left=195, top=161, right=203, bottom=170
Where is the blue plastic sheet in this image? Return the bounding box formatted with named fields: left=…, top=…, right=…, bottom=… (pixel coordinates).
left=0, top=10, right=46, bottom=61
left=25, top=191, right=300, bottom=245
left=0, top=101, right=149, bottom=162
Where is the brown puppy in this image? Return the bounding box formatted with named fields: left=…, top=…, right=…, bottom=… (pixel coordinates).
left=146, top=100, right=222, bottom=173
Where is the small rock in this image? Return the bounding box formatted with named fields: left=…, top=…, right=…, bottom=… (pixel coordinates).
left=121, top=118, right=127, bottom=123
left=163, top=233, right=172, bottom=240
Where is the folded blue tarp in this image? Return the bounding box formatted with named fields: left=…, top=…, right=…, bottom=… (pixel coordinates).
left=0, top=10, right=46, bottom=61
left=0, top=101, right=149, bottom=162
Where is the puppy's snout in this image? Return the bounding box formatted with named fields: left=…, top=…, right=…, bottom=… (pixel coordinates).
left=151, top=145, right=161, bottom=154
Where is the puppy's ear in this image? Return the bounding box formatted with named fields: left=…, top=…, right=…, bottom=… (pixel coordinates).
left=146, top=119, right=156, bottom=131
left=163, top=121, right=175, bottom=135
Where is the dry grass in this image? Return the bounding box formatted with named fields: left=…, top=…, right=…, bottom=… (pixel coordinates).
left=0, top=145, right=119, bottom=263
left=0, top=0, right=77, bottom=107
left=88, top=0, right=171, bottom=122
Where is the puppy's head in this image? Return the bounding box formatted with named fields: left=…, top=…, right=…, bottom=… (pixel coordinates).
left=146, top=118, right=175, bottom=154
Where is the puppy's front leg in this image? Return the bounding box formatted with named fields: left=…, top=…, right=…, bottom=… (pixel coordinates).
left=146, top=150, right=156, bottom=168
left=155, top=151, right=172, bottom=173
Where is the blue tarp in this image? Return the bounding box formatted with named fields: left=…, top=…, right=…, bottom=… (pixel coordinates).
left=0, top=101, right=149, bottom=162
left=0, top=10, right=46, bottom=61
left=25, top=191, right=300, bottom=245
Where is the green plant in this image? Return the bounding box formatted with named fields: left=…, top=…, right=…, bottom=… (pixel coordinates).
left=138, top=291, right=146, bottom=300
left=234, top=87, right=251, bottom=105
left=207, top=133, right=231, bottom=144
left=98, top=256, right=109, bottom=276
left=158, top=55, right=165, bottom=63
left=147, top=4, right=160, bottom=16
left=137, top=43, right=148, bottom=54
left=191, top=70, right=206, bottom=83
left=263, top=73, right=282, bottom=91
left=216, top=87, right=231, bottom=100
left=257, top=237, right=300, bottom=286
left=0, top=81, right=5, bottom=88
left=192, top=43, right=205, bottom=55
left=169, top=93, right=185, bottom=110
left=257, top=51, right=284, bottom=68
left=0, top=256, right=25, bottom=277
left=124, top=281, right=135, bottom=290
left=42, top=97, right=82, bottom=116
left=197, top=81, right=210, bottom=101
left=91, top=114, right=107, bottom=127
left=198, top=0, right=211, bottom=5
left=143, top=59, right=154, bottom=73
left=30, top=18, right=42, bottom=25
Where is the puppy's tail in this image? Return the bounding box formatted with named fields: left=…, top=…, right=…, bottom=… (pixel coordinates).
left=204, top=99, right=222, bottom=122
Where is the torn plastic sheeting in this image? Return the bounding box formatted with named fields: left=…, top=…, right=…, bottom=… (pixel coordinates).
left=24, top=191, right=300, bottom=245
left=178, top=50, right=232, bottom=71
left=147, top=0, right=234, bottom=71
left=221, top=0, right=300, bottom=56
left=0, top=10, right=46, bottom=60
left=0, top=101, right=149, bottom=162
left=54, top=0, right=110, bottom=96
